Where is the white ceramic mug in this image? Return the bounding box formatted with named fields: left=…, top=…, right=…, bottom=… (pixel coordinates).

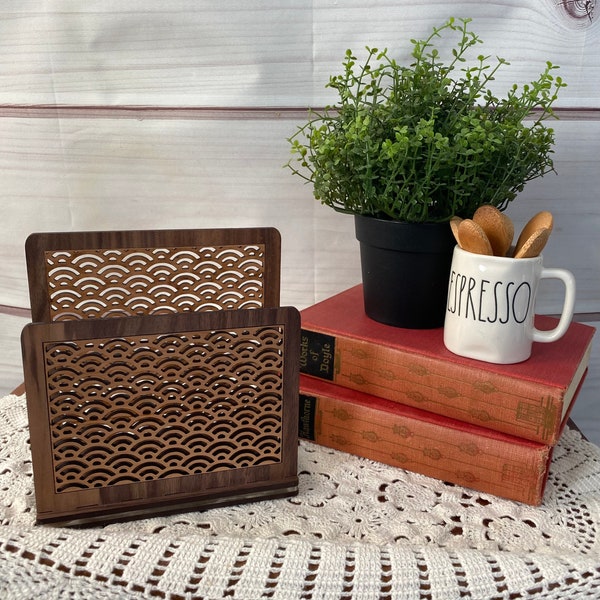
left=443, top=246, right=576, bottom=364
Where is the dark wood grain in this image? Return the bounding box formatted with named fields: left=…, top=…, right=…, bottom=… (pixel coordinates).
left=21, top=306, right=299, bottom=525
left=10, top=383, right=25, bottom=396
left=26, top=227, right=281, bottom=323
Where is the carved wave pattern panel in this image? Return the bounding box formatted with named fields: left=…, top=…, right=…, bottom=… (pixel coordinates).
left=44, top=244, right=266, bottom=321
left=43, top=325, right=285, bottom=493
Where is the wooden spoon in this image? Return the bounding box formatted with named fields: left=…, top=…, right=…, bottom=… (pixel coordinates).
left=449, top=216, right=462, bottom=245
left=513, top=227, right=551, bottom=258
left=472, top=205, right=514, bottom=257
left=457, top=218, right=493, bottom=255
left=514, top=211, right=553, bottom=258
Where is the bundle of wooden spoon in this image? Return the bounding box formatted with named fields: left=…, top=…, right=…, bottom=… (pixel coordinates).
left=450, top=206, right=553, bottom=258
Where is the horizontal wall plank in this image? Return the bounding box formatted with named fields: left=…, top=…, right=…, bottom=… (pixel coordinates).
left=0, top=114, right=598, bottom=315
left=504, top=117, right=600, bottom=314
left=0, top=113, right=362, bottom=313
left=0, top=1, right=598, bottom=108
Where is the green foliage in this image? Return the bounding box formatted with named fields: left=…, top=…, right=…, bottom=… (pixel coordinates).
left=287, top=18, right=566, bottom=223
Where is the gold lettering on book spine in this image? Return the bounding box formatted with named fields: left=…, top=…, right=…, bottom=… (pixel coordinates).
left=459, top=443, right=481, bottom=457
left=423, top=448, right=442, bottom=460
left=374, top=368, right=397, bottom=381
left=515, top=398, right=558, bottom=442
left=390, top=452, right=409, bottom=464
left=361, top=431, right=379, bottom=442
left=455, top=471, right=478, bottom=484
left=407, top=363, right=430, bottom=376
left=472, top=381, right=498, bottom=394
left=392, top=425, right=412, bottom=438
left=437, top=386, right=459, bottom=398
left=332, top=408, right=352, bottom=421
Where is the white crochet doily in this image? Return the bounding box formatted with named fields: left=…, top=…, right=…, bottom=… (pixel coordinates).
left=1, top=392, right=600, bottom=599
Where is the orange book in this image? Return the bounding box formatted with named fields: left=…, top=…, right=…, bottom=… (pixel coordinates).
left=299, top=374, right=587, bottom=505
left=300, top=285, right=595, bottom=444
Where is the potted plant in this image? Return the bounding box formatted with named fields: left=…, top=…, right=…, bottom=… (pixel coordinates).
left=287, top=17, right=565, bottom=328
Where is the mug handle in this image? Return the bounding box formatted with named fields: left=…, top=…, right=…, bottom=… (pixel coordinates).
left=531, top=268, right=576, bottom=343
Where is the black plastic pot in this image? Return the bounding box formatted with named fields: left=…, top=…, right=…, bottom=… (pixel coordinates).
left=354, top=215, right=456, bottom=328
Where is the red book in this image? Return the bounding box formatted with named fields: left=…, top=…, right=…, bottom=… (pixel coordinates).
left=300, top=285, right=595, bottom=444
left=299, top=374, right=587, bottom=505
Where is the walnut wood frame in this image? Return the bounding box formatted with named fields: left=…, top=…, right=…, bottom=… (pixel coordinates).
left=21, top=306, right=300, bottom=526
left=25, top=227, right=281, bottom=323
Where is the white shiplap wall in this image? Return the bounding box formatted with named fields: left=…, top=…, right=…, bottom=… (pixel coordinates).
left=1, top=1, right=598, bottom=441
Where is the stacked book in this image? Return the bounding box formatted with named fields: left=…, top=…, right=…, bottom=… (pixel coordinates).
left=298, top=284, right=595, bottom=505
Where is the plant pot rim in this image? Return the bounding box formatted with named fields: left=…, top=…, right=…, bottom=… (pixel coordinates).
left=354, top=214, right=455, bottom=254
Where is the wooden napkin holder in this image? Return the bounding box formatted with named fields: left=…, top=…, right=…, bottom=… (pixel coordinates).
left=22, top=307, right=299, bottom=525
left=21, top=228, right=300, bottom=525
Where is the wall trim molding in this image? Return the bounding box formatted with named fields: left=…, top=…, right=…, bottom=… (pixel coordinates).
left=1, top=106, right=599, bottom=121
left=1, top=305, right=599, bottom=322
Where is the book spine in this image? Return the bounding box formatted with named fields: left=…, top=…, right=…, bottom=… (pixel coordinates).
left=299, top=386, right=552, bottom=505
left=300, top=327, right=563, bottom=444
